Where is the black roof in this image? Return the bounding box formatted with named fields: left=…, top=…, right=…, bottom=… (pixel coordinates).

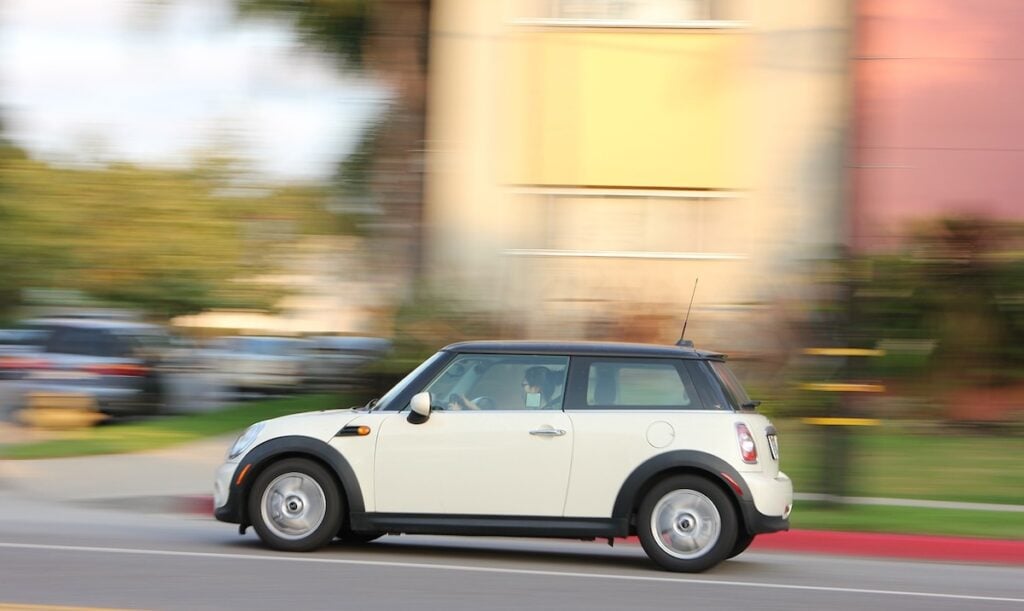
left=441, top=340, right=724, bottom=360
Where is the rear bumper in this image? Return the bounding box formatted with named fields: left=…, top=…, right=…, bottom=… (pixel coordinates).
left=739, top=470, right=793, bottom=534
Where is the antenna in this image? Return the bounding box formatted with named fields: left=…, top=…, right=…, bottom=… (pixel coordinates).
left=678, top=277, right=699, bottom=346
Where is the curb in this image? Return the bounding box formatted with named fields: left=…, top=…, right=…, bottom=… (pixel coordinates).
left=165, top=495, right=1023, bottom=565
left=747, top=530, right=1024, bottom=565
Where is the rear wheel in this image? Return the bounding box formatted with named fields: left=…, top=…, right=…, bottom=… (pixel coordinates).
left=637, top=475, right=737, bottom=572
left=729, top=531, right=756, bottom=558
left=249, top=458, right=343, bottom=552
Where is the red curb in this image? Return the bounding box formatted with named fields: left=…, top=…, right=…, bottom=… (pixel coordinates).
left=176, top=496, right=1023, bottom=565
left=178, top=495, right=214, bottom=516
left=749, top=529, right=1024, bottom=565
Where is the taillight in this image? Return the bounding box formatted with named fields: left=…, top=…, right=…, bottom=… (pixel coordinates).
left=83, top=364, right=149, bottom=377
left=736, top=422, right=758, bottom=463
left=0, top=357, right=50, bottom=370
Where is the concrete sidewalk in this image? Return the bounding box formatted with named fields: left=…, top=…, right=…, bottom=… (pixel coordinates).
left=1, top=435, right=1022, bottom=565
left=0, top=434, right=232, bottom=502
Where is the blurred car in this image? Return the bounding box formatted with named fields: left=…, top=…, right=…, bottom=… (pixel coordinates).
left=0, top=318, right=183, bottom=417
left=304, top=336, right=391, bottom=389
left=214, top=339, right=792, bottom=573
left=207, top=336, right=309, bottom=394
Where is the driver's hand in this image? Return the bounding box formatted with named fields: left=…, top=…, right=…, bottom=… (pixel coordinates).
left=448, top=393, right=477, bottom=410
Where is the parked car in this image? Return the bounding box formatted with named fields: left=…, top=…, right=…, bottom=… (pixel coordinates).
left=304, top=336, right=391, bottom=389
left=214, top=340, right=792, bottom=572
left=207, top=336, right=309, bottom=394
left=0, top=318, right=182, bottom=417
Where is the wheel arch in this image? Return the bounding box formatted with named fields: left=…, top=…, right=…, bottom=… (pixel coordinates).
left=231, top=435, right=365, bottom=528
left=612, top=451, right=751, bottom=536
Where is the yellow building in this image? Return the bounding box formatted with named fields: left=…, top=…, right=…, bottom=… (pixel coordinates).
left=425, top=0, right=850, bottom=348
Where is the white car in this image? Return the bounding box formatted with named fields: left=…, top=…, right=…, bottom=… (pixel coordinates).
left=206, top=336, right=308, bottom=394
left=214, top=340, right=793, bottom=572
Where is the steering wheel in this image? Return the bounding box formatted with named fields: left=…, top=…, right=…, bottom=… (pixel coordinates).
left=470, top=396, right=496, bottom=410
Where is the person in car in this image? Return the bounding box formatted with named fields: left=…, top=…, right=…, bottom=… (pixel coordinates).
left=521, top=366, right=559, bottom=409
left=447, top=365, right=560, bottom=410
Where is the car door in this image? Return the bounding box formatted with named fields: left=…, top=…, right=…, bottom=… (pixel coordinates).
left=561, top=357, right=715, bottom=517
left=374, top=353, right=573, bottom=516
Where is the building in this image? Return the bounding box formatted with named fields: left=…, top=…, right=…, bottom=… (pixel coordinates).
left=425, top=0, right=851, bottom=349
left=851, top=0, right=1024, bottom=252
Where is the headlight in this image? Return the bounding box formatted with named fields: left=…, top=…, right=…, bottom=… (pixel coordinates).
left=227, top=423, right=265, bottom=460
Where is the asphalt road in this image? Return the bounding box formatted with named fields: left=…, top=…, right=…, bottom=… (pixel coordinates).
left=0, top=498, right=1020, bottom=611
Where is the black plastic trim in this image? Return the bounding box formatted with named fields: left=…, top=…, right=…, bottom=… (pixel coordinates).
left=612, top=450, right=788, bottom=536
left=214, top=436, right=364, bottom=526
left=350, top=513, right=627, bottom=538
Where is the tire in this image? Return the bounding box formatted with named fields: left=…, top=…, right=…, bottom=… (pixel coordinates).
left=637, top=475, right=738, bottom=573
left=337, top=531, right=384, bottom=545
left=248, top=458, right=343, bottom=552
left=729, top=531, right=756, bottom=559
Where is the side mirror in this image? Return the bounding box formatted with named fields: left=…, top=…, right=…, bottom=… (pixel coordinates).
left=407, top=391, right=431, bottom=424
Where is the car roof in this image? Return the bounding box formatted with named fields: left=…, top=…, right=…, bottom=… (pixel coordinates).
left=21, top=318, right=162, bottom=331
left=441, top=340, right=724, bottom=360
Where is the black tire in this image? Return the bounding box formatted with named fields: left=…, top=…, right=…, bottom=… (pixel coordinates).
left=248, top=458, right=343, bottom=552
left=729, top=531, right=756, bottom=559
left=636, top=475, right=738, bottom=573
left=337, top=531, right=384, bottom=545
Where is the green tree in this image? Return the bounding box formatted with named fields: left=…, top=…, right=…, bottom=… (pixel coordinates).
left=236, top=0, right=431, bottom=276
left=0, top=155, right=338, bottom=319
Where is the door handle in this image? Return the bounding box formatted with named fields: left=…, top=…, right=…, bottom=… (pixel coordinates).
left=529, top=428, right=566, bottom=437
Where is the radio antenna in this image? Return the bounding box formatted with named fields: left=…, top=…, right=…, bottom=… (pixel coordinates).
left=679, top=277, right=699, bottom=344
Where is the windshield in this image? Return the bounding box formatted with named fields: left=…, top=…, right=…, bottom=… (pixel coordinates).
left=372, top=351, right=448, bottom=411
left=709, top=361, right=754, bottom=409
left=232, top=337, right=303, bottom=356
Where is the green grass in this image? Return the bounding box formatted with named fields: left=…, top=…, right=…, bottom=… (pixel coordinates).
left=776, top=420, right=1024, bottom=506
left=792, top=502, right=1024, bottom=540
left=0, top=393, right=355, bottom=460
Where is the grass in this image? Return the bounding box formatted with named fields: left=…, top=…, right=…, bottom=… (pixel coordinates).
left=776, top=420, right=1024, bottom=506
left=0, top=393, right=355, bottom=460
left=792, top=502, right=1024, bottom=540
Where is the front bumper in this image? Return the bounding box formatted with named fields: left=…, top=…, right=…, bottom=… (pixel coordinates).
left=214, top=461, right=244, bottom=524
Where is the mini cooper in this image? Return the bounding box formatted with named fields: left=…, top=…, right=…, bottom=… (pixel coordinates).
left=214, top=340, right=793, bottom=572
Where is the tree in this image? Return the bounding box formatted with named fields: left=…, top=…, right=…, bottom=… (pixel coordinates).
left=0, top=155, right=338, bottom=319
left=237, top=0, right=431, bottom=278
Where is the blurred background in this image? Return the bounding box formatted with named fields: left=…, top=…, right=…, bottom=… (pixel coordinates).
left=0, top=0, right=1022, bottom=519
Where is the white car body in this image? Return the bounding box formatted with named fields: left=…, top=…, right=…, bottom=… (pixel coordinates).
left=206, top=336, right=308, bottom=392
left=215, top=341, right=793, bottom=572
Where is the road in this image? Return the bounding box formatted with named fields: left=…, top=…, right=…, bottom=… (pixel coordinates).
left=0, top=498, right=1020, bottom=611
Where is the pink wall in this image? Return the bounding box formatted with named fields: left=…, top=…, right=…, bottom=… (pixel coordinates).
left=852, top=0, right=1024, bottom=252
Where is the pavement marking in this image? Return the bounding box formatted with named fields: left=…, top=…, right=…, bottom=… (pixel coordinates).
left=0, top=541, right=1021, bottom=605
left=0, top=601, right=140, bottom=605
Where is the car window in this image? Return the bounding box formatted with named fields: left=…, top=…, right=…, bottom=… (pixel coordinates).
left=569, top=358, right=705, bottom=410
left=422, top=354, right=569, bottom=411
left=709, top=360, right=752, bottom=409
left=47, top=328, right=101, bottom=356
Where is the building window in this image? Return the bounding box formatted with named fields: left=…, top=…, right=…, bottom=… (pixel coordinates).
left=516, top=0, right=748, bottom=28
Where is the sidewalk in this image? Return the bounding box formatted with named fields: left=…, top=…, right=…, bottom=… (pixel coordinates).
left=1, top=435, right=1022, bottom=565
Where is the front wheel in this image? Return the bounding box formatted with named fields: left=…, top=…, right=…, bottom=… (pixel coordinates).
left=248, top=458, right=343, bottom=552
left=637, top=475, right=737, bottom=572
left=338, top=531, right=384, bottom=545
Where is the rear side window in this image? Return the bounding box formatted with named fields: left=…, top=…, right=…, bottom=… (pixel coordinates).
left=709, top=360, right=752, bottom=409
left=567, top=358, right=706, bottom=410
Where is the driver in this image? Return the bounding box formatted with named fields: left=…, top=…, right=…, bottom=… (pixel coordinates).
left=447, top=366, right=559, bottom=411
left=522, top=366, right=558, bottom=409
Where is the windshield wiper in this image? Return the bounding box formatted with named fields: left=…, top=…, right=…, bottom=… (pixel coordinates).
left=741, top=400, right=761, bottom=410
